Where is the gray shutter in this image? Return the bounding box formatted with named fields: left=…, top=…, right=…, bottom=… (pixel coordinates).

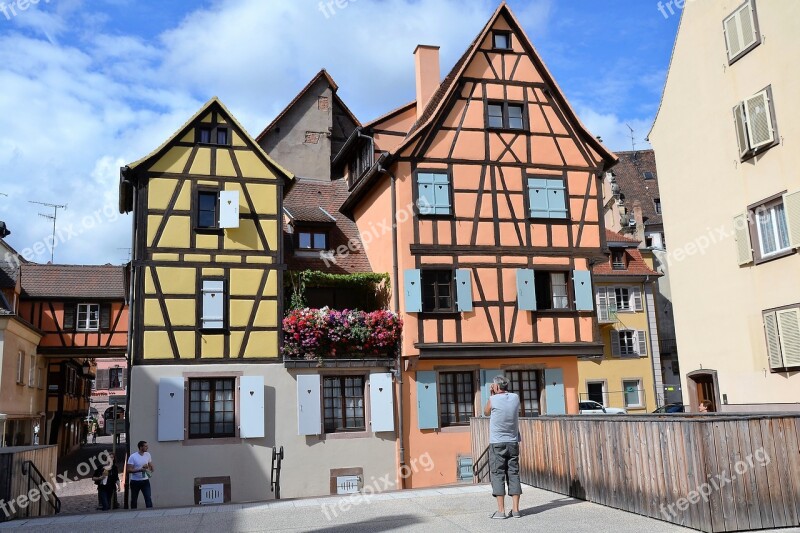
left=404, top=269, right=422, bottom=313
left=636, top=330, right=648, bottom=357
left=737, top=1, right=758, bottom=50
left=547, top=179, right=568, bottom=219
left=100, top=304, right=112, bottom=331
left=202, top=280, right=225, bottom=329
left=632, top=287, right=643, bottom=312
left=573, top=270, right=593, bottom=311
left=544, top=368, right=566, bottom=415
left=734, top=214, right=753, bottom=265
left=96, top=369, right=109, bottom=390
left=369, top=372, right=395, bottom=433
left=416, top=173, right=436, bottom=215
left=63, top=304, right=76, bottom=331
left=218, top=190, right=240, bottom=229
left=480, top=369, right=504, bottom=408
left=597, top=287, right=609, bottom=321
left=723, top=9, right=743, bottom=60
left=764, top=312, right=784, bottom=369
left=733, top=103, right=750, bottom=158
left=297, top=374, right=321, bottom=436
left=516, top=269, right=537, bottom=311
left=777, top=309, right=800, bottom=368
left=416, top=371, right=439, bottom=430
left=744, top=90, right=774, bottom=149
left=433, top=173, right=451, bottom=215
left=158, top=377, right=185, bottom=442
left=783, top=191, right=800, bottom=249
left=611, top=330, right=621, bottom=357
left=121, top=369, right=127, bottom=388
left=455, top=269, right=473, bottom=312
left=528, top=178, right=549, bottom=218
left=239, top=376, right=264, bottom=438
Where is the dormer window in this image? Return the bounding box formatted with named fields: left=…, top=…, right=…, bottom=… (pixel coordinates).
left=654, top=198, right=662, bottom=214
left=612, top=250, right=627, bottom=270
left=493, top=31, right=512, bottom=50
left=642, top=171, right=655, bottom=180
left=297, top=230, right=328, bottom=251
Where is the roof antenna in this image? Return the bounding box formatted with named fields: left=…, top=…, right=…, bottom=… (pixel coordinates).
left=626, top=124, right=637, bottom=154
left=28, top=200, right=67, bottom=263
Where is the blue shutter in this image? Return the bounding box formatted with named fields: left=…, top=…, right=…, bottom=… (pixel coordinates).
left=158, top=377, right=184, bottom=442
left=433, top=174, right=451, bottom=215
left=516, top=269, right=537, bottom=311
left=404, top=269, right=422, bottom=313
left=239, top=376, right=264, bottom=438
left=297, top=374, right=321, bottom=436
left=455, top=269, right=473, bottom=312
left=528, top=178, right=549, bottom=218
left=417, top=173, right=436, bottom=215
left=457, top=455, right=474, bottom=482
left=544, top=368, right=566, bottom=415
left=202, top=280, right=225, bottom=329
left=480, top=369, right=504, bottom=408
left=573, top=270, right=593, bottom=311
left=369, top=372, right=395, bottom=433
left=416, top=371, right=439, bottom=430
left=547, top=179, right=568, bottom=219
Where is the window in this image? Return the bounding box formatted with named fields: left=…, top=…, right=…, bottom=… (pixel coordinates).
left=416, top=172, right=451, bottom=215
left=439, top=371, right=475, bottom=426
left=611, top=329, right=648, bottom=357
left=199, top=127, right=212, bottom=144
left=614, top=288, right=631, bottom=311
left=77, top=303, right=100, bottom=331
left=197, top=191, right=218, bottom=229
left=486, top=101, right=525, bottom=130
left=216, top=128, right=228, bottom=145
left=109, top=367, right=123, bottom=389
left=348, top=140, right=374, bottom=181
left=763, top=306, right=800, bottom=371
left=723, top=0, right=760, bottom=63
left=733, top=87, right=777, bottom=159
left=16, top=351, right=24, bottom=384
left=755, top=203, right=790, bottom=258
left=422, top=270, right=454, bottom=312
left=28, top=355, right=36, bottom=387
left=197, top=125, right=230, bottom=146
left=586, top=381, right=606, bottom=405
left=534, top=271, right=569, bottom=310
left=297, top=231, right=328, bottom=251
left=506, top=370, right=540, bottom=417
left=611, top=250, right=627, bottom=270
left=622, top=379, right=643, bottom=408
left=493, top=31, right=511, bottom=50
left=527, top=177, right=567, bottom=219
left=654, top=198, right=662, bottom=214
left=619, top=331, right=635, bottom=356
left=642, top=171, right=655, bottom=180
left=323, top=376, right=365, bottom=433
left=189, top=378, right=235, bottom=439
left=201, top=279, right=226, bottom=330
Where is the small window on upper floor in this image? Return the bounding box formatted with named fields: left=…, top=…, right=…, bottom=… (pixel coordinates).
left=199, top=127, right=212, bottom=144
left=197, top=191, right=218, bottom=229
left=611, top=250, right=627, bottom=270
left=654, top=198, right=662, bottom=214
left=723, top=0, right=760, bottom=64
left=297, top=230, right=328, bottom=251
left=197, top=125, right=230, bottom=146
left=642, top=171, right=655, bottom=180
left=416, top=171, right=451, bottom=216
left=493, top=31, right=512, bottom=50
left=733, top=86, right=778, bottom=160
left=422, top=270, right=454, bottom=313
left=534, top=271, right=569, bottom=311
left=527, top=176, right=567, bottom=219
left=486, top=101, right=525, bottom=131
left=216, top=128, right=228, bottom=145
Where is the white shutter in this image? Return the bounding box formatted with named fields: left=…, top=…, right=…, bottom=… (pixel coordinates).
left=783, top=191, right=800, bottom=249
left=723, top=9, right=743, bottom=60
left=631, top=287, right=643, bottom=312
left=764, top=312, right=784, bottom=369
left=597, top=287, right=609, bottom=322
left=158, top=377, right=185, bottom=442
left=610, top=330, right=621, bottom=357
left=737, top=1, right=758, bottom=51
left=369, top=372, right=395, bottom=433
left=777, top=309, right=800, bottom=368
left=733, top=214, right=753, bottom=265
left=733, top=104, right=750, bottom=158
left=744, top=90, right=774, bottom=149
left=202, top=280, right=225, bottom=329
left=239, top=376, right=264, bottom=438
left=297, top=374, right=321, bottom=435
left=218, top=190, right=240, bottom=229
left=636, top=330, right=648, bottom=357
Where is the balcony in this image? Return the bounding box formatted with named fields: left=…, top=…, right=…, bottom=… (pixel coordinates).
left=282, top=307, right=402, bottom=367
left=597, top=303, right=618, bottom=325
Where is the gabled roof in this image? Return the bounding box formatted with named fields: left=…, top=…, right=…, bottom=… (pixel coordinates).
left=0, top=238, right=24, bottom=289
left=20, top=264, right=126, bottom=299
left=255, top=69, right=361, bottom=142
left=595, top=233, right=660, bottom=278
left=363, top=100, right=416, bottom=130
left=605, top=229, right=641, bottom=247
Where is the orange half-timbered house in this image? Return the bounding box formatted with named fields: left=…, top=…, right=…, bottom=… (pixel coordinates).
left=341, top=3, right=617, bottom=487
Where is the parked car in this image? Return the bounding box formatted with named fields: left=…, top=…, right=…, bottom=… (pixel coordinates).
left=652, top=403, right=685, bottom=413
left=578, top=401, right=627, bottom=414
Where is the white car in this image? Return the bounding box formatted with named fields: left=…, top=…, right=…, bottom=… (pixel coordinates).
left=579, top=400, right=627, bottom=414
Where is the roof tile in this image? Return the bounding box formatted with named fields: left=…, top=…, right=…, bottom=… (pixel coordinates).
left=20, top=264, right=126, bottom=299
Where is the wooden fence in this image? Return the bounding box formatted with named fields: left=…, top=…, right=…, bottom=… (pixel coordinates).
left=471, top=415, right=800, bottom=533
left=0, top=445, right=59, bottom=521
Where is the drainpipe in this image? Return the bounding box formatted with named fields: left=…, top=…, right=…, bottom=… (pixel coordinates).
left=121, top=166, right=135, bottom=503
left=378, top=160, right=405, bottom=489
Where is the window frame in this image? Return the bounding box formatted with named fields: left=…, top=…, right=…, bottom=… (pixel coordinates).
left=438, top=371, right=476, bottom=427
left=109, top=367, right=124, bottom=389
left=654, top=198, right=662, bottom=215
left=196, top=124, right=231, bottom=147
left=492, top=31, right=512, bottom=51
left=734, top=85, right=779, bottom=161
left=762, top=304, right=800, bottom=372
left=195, top=187, right=221, bottom=231
left=188, top=377, right=236, bottom=439
left=28, top=355, right=36, bottom=387
left=622, top=378, right=644, bottom=408
left=486, top=100, right=527, bottom=131
left=16, top=351, right=24, bottom=385
left=421, top=269, right=456, bottom=314
left=506, top=369, right=541, bottom=417
left=525, top=175, right=570, bottom=221
left=611, top=250, right=628, bottom=270
left=295, top=229, right=329, bottom=251
left=414, top=169, right=453, bottom=217
left=748, top=192, right=795, bottom=265
left=723, top=0, right=761, bottom=65
left=533, top=270, right=572, bottom=312
left=76, top=303, right=100, bottom=332
left=322, top=375, right=367, bottom=434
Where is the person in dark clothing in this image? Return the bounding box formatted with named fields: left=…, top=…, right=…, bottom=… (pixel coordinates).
left=92, top=457, right=120, bottom=511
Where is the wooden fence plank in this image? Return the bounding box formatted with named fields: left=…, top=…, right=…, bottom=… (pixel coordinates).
left=783, top=417, right=800, bottom=527
left=761, top=418, right=790, bottom=528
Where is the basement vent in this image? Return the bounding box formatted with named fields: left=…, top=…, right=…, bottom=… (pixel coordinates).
left=336, top=475, right=361, bottom=495
left=457, top=455, right=473, bottom=482
left=199, top=483, right=224, bottom=505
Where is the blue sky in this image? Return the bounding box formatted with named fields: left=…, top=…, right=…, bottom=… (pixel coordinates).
left=0, top=0, right=680, bottom=265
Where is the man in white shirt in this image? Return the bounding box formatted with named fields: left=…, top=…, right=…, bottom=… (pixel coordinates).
left=127, top=441, right=154, bottom=508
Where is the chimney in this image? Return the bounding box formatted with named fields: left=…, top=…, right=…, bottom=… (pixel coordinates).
left=414, top=45, right=441, bottom=119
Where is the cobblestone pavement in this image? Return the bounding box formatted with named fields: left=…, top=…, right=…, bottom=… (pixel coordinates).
left=54, top=435, right=127, bottom=516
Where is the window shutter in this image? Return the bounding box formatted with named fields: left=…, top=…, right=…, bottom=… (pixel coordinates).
left=733, top=104, right=750, bottom=158
left=218, top=190, right=240, bottom=229
left=733, top=213, right=753, bottom=265
left=416, top=371, right=439, bottom=430
left=528, top=178, right=549, bottom=218
left=631, top=287, right=643, bottom=312
left=297, top=374, right=321, bottom=436
left=611, top=330, right=621, bottom=357
left=572, top=270, right=593, bottom=311
left=744, top=90, right=774, bottom=149
left=547, top=179, right=568, bottom=219
left=100, top=304, right=112, bottom=331
left=777, top=309, right=800, bottom=368
left=63, top=304, right=76, bottom=331
left=597, top=287, right=609, bottom=321
left=403, top=269, right=422, bottom=313
left=433, top=174, right=451, bottom=215
left=723, top=9, right=743, bottom=60
left=96, top=369, right=109, bottom=390
left=202, top=280, right=225, bottom=329
left=121, top=369, right=127, bottom=388
left=239, top=376, right=265, bottom=438
left=737, top=1, right=758, bottom=51
left=417, top=173, right=437, bottom=215
left=636, top=330, right=648, bottom=357
left=544, top=368, right=566, bottom=415
left=158, top=377, right=185, bottom=441
left=369, top=372, right=395, bottom=433
left=783, top=191, right=800, bottom=249
left=763, top=312, right=784, bottom=369
left=480, top=369, right=504, bottom=408
left=516, top=269, right=537, bottom=311
left=455, top=269, right=473, bottom=312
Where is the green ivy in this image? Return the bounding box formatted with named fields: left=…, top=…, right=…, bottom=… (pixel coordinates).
left=285, top=270, right=390, bottom=311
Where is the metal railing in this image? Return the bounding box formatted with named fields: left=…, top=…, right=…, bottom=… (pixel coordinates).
left=597, top=303, right=618, bottom=323
left=270, top=446, right=284, bottom=500
left=21, top=460, right=61, bottom=517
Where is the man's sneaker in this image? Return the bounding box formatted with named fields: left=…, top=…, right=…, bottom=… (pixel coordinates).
left=509, top=510, right=521, bottom=518
left=489, top=511, right=507, bottom=519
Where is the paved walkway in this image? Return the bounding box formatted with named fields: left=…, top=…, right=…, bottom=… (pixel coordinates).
left=6, top=483, right=798, bottom=533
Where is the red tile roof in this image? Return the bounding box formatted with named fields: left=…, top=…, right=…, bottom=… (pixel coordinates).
left=593, top=248, right=660, bottom=277
left=605, top=229, right=641, bottom=246
left=20, top=264, right=127, bottom=299
left=612, top=150, right=662, bottom=226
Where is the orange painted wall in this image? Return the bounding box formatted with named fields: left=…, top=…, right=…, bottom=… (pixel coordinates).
left=18, top=301, right=129, bottom=349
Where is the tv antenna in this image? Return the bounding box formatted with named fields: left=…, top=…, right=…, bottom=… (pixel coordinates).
left=117, top=247, right=132, bottom=263
left=626, top=124, right=637, bottom=153
left=28, top=200, right=67, bottom=263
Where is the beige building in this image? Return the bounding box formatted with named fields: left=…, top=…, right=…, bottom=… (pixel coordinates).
left=650, top=0, right=800, bottom=412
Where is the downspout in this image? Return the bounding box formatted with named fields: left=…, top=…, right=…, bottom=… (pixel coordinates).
left=378, top=160, right=405, bottom=489
left=121, top=166, right=135, bottom=504
left=643, top=274, right=663, bottom=407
